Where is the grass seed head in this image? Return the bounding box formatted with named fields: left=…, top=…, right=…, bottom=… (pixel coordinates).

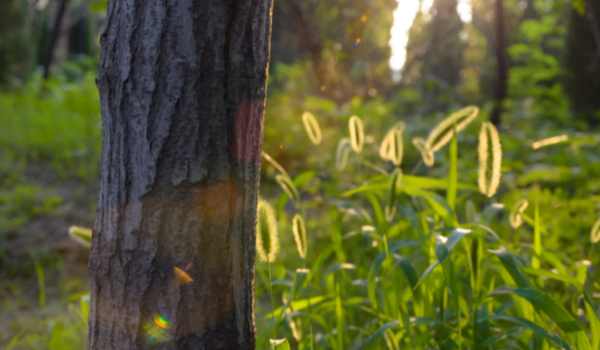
left=68, top=226, right=92, bottom=248
left=380, top=125, right=404, bottom=166
left=412, top=137, right=435, bottom=167
left=426, top=106, right=479, bottom=152
left=336, top=138, right=352, bottom=171
left=302, top=111, right=322, bottom=145
left=509, top=199, right=529, bottom=229
left=591, top=218, right=600, bottom=244
left=292, top=214, right=307, bottom=259
left=349, top=116, right=364, bottom=153
left=256, top=199, right=280, bottom=262
left=478, top=121, right=502, bottom=197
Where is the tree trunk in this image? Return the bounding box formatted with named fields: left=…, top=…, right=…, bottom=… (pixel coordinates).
left=490, top=0, right=507, bottom=126
left=585, top=0, right=600, bottom=61
left=89, top=1, right=274, bottom=349
left=42, top=0, right=70, bottom=79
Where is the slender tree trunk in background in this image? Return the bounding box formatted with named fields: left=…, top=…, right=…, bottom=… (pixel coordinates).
left=490, top=0, right=507, bottom=126
left=42, top=0, right=69, bottom=80
left=585, top=0, right=600, bottom=60
left=88, top=0, right=273, bottom=349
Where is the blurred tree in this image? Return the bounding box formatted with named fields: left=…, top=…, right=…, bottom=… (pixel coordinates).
left=270, top=0, right=397, bottom=103
left=42, top=0, right=70, bottom=79
left=490, top=0, right=507, bottom=125
left=564, top=0, right=600, bottom=125
left=0, top=0, right=34, bottom=87
left=89, top=0, right=273, bottom=348
left=507, top=1, right=571, bottom=125
left=402, top=0, right=466, bottom=113
left=460, top=0, right=534, bottom=109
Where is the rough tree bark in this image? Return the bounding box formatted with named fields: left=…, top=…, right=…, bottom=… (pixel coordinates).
left=490, top=0, right=507, bottom=126
left=89, top=0, right=274, bottom=349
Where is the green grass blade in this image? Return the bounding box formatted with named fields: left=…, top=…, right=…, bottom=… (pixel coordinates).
left=266, top=296, right=327, bottom=318
left=415, top=228, right=471, bottom=289
left=486, top=287, right=583, bottom=333
left=584, top=290, right=600, bottom=350
left=398, top=255, right=419, bottom=290
left=448, top=126, right=458, bottom=212
left=521, top=267, right=583, bottom=290
left=488, top=248, right=531, bottom=288
left=30, top=253, right=46, bottom=310
left=335, top=281, right=344, bottom=350
left=436, top=236, right=462, bottom=350
left=475, top=326, right=523, bottom=350
left=358, top=320, right=400, bottom=350
left=491, top=315, right=574, bottom=350
left=532, top=203, right=541, bottom=269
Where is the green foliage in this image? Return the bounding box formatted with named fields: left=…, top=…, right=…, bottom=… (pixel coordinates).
left=0, top=74, right=101, bottom=179
left=0, top=184, right=61, bottom=234
left=254, top=104, right=600, bottom=350
left=0, top=0, right=34, bottom=87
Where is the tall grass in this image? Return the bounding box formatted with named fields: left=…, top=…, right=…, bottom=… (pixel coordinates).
left=258, top=107, right=600, bottom=349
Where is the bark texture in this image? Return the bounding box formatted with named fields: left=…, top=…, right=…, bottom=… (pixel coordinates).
left=89, top=1, right=273, bottom=349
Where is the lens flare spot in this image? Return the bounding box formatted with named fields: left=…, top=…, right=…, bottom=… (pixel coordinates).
left=174, top=266, right=194, bottom=286
left=354, top=38, right=361, bottom=47
left=154, top=313, right=171, bottom=329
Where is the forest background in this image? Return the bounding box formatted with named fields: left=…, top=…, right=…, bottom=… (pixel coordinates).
left=1, top=0, right=600, bottom=349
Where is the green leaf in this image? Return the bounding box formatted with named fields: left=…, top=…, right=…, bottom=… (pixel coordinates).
left=358, top=320, right=400, bottom=350
left=266, top=296, right=327, bottom=318
left=486, top=287, right=583, bottom=333
left=521, top=267, right=583, bottom=290
left=436, top=235, right=462, bottom=349
left=490, top=315, right=574, bottom=350
left=335, top=281, right=345, bottom=350
left=403, top=175, right=478, bottom=191
left=584, top=289, right=600, bottom=350
left=489, top=248, right=531, bottom=288
left=293, top=170, right=318, bottom=188
left=386, top=169, right=402, bottom=221
left=271, top=338, right=291, bottom=350
left=397, top=255, right=419, bottom=290
left=475, top=326, right=523, bottom=350
left=415, top=228, right=471, bottom=289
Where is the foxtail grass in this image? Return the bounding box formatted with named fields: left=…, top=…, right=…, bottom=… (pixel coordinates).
left=302, top=112, right=322, bottom=145
left=349, top=116, right=364, bottom=154
left=478, top=121, right=502, bottom=197
left=425, top=106, right=479, bottom=152
left=380, top=124, right=404, bottom=166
